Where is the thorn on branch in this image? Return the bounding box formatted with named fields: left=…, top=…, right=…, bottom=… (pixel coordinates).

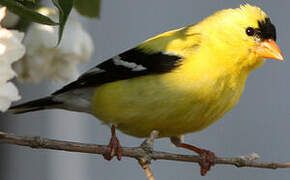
left=140, top=130, right=159, bottom=152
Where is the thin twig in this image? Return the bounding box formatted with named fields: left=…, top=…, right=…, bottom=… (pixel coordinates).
left=1, top=131, right=290, bottom=170
left=138, top=159, right=156, bottom=180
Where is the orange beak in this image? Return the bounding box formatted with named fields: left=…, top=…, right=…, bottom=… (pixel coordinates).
left=255, top=39, right=284, bottom=61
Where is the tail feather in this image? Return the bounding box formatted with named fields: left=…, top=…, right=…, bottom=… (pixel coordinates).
left=9, top=96, right=62, bottom=114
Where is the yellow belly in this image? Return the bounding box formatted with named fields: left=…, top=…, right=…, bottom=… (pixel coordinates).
left=91, top=68, right=248, bottom=138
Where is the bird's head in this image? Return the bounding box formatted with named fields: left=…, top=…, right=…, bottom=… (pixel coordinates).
left=199, top=4, right=283, bottom=71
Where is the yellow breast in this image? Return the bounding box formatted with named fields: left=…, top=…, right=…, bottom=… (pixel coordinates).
left=91, top=57, right=249, bottom=138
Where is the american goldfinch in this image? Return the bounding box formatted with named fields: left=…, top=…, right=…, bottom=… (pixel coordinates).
left=10, top=4, right=283, bottom=175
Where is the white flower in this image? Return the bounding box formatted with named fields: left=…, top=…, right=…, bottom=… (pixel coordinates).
left=0, top=82, right=20, bottom=111
left=0, top=7, right=25, bottom=112
left=14, top=8, right=94, bottom=82
left=1, top=10, right=19, bottom=28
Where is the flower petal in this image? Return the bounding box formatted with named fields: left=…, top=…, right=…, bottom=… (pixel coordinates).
left=0, top=82, right=20, bottom=112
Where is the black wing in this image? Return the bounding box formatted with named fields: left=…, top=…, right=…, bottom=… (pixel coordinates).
left=53, top=48, right=182, bottom=95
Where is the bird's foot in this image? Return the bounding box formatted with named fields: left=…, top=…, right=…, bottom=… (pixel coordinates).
left=103, top=125, right=122, bottom=161
left=197, top=149, right=216, bottom=176
left=170, top=137, right=216, bottom=176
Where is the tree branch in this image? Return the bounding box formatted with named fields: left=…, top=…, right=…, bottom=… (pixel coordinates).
left=1, top=130, right=290, bottom=171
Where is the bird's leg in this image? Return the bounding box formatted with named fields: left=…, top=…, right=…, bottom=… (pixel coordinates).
left=170, top=136, right=216, bottom=176
left=103, top=125, right=122, bottom=161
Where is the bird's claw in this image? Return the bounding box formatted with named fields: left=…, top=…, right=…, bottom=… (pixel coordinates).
left=198, top=149, right=216, bottom=176
left=103, top=125, right=122, bottom=161
left=103, top=135, right=122, bottom=160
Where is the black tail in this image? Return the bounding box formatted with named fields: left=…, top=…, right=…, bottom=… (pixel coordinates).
left=9, top=96, right=62, bottom=114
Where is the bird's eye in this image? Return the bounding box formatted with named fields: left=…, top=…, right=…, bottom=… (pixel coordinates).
left=246, top=27, right=255, bottom=36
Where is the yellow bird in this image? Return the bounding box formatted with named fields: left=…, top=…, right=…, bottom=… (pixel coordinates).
left=10, top=4, right=283, bottom=175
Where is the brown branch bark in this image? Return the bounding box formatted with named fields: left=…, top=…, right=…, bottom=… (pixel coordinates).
left=1, top=131, right=290, bottom=170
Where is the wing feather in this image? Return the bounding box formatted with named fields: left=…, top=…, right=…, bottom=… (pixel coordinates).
left=53, top=48, right=182, bottom=95
left=53, top=27, right=200, bottom=95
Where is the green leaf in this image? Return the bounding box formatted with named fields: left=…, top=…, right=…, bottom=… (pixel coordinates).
left=0, top=0, right=57, bottom=25
left=52, top=0, right=73, bottom=45
left=74, top=0, right=101, bottom=18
